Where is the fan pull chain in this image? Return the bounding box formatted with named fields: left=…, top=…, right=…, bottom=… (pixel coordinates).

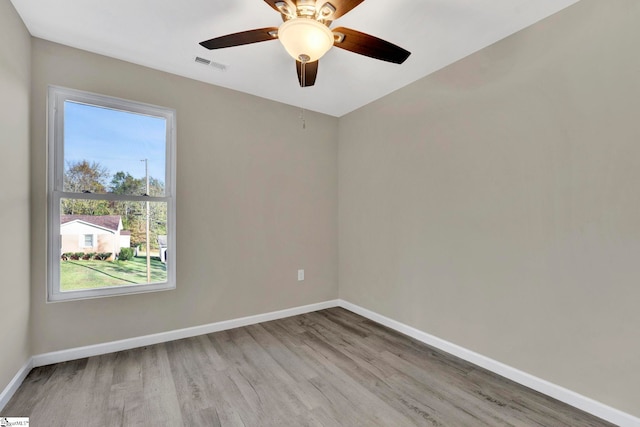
left=298, top=55, right=310, bottom=130
left=302, top=61, right=306, bottom=87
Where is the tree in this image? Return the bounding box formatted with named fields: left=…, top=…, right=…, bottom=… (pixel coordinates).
left=109, top=171, right=167, bottom=250
left=109, top=171, right=144, bottom=245
left=61, top=160, right=110, bottom=215
left=64, top=160, right=109, bottom=193
left=110, top=171, right=144, bottom=195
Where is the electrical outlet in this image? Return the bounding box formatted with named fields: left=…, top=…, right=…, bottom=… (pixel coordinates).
left=298, top=269, right=304, bottom=281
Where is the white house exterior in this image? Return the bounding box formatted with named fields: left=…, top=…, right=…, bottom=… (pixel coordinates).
left=60, top=215, right=130, bottom=259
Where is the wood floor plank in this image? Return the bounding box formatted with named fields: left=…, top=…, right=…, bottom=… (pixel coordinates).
left=137, top=344, right=184, bottom=426
left=3, top=307, right=616, bottom=426
left=27, top=359, right=88, bottom=427
left=64, top=354, right=117, bottom=427
left=1, top=364, right=57, bottom=416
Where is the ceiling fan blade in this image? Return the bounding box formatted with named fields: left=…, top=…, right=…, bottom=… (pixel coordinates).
left=296, top=60, right=319, bottom=87
left=327, top=0, right=366, bottom=19
left=200, top=27, right=278, bottom=50
left=332, top=27, right=411, bottom=64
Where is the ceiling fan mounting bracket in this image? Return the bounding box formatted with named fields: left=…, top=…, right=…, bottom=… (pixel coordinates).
left=275, top=1, right=336, bottom=24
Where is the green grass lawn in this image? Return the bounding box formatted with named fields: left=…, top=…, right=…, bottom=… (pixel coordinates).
left=60, top=256, right=167, bottom=291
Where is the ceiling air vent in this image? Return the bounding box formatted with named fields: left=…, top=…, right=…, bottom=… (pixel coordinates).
left=195, top=56, right=211, bottom=65
left=194, top=56, right=228, bottom=71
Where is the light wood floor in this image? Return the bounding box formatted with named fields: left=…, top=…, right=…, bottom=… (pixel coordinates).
left=4, top=308, right=614, bottom=426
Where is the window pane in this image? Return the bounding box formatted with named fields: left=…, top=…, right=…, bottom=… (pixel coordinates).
left=60, top=198, right=168, bottom=291
left=63, top=101, right=166, bottom=196
left=49, top=87, right=175, bottom=302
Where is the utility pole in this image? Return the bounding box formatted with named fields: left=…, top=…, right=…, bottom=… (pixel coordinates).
left=141, top=159, right=151, bottom=283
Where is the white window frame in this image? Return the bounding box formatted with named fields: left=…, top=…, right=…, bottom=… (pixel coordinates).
left=47, top=86, right=177, bottom=302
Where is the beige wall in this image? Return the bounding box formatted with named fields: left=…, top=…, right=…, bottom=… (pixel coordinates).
left=339, top=0, right=640, bottom=417
left=30, top=39, right=339, bottom=354
left=7, top=0, right=638, bottom=418
left=0, top=1, right=31, bottom=394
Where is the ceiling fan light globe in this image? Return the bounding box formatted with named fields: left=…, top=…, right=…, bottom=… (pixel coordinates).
left=278, top=19, right=334, bottom=62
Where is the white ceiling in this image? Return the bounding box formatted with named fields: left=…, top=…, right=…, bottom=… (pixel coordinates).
left=11, top=0, right=579, bottom=117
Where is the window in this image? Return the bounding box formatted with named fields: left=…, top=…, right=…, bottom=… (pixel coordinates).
left=48, top=86, right=176, bottom=302
left=82, top=234, right=94, bottom=248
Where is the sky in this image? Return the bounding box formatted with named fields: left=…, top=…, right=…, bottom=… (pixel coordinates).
left=64, top=101, right=167, bottom=184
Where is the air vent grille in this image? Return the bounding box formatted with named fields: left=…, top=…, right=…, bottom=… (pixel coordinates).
left=194, top=56, right=228, bottom=71
left=195, top=56, right=211, bottom=65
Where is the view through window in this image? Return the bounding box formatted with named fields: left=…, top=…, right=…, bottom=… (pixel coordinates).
left=48, top=87, right=176, bottom=301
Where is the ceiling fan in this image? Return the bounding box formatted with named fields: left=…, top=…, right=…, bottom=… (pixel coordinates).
left=199, top=0, right=411, bottom=87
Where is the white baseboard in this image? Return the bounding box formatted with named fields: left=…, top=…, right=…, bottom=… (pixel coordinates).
left=0, top=358, right=33, bottom=412
left=3, top=298, right=638, bottom=426
left=32, top=299, right=341, bottom=368
left=338, top=299, right=640, bottom=427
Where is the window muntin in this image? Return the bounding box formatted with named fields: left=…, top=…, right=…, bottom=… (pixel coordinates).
left=48, top=86, right=176, bottom=302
